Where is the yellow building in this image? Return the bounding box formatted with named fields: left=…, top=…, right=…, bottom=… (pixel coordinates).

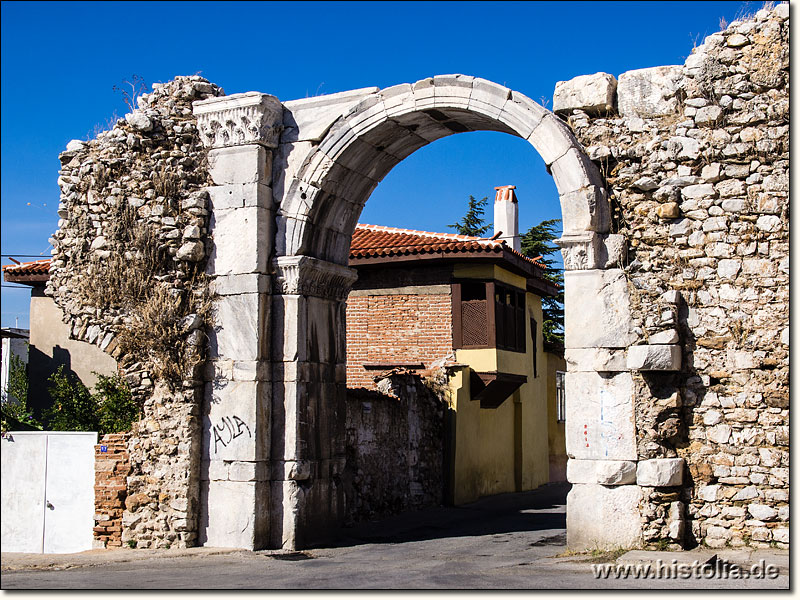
left=346, top=186, right=566, bottom=507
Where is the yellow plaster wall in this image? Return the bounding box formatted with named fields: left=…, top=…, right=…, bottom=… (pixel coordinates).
left=545, top=351, right=567, bottom=482
left=448, top=279, right=551, bottom=504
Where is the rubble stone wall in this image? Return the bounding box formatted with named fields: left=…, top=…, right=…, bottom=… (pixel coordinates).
left=344, top=373, right=446, bottom=524
left=555, top=3, right=788, bottom=548
left=48, top=76, right=224, bottom=548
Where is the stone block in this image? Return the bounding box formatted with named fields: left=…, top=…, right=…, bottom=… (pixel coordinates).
left=551, top=148, right=602, bottom=197
left=229, top=461, right=269, bottom=482
left=564, top=269, right=635, bottom=349
left=626, top=345, right=681, bottom=371
left=527, top=114, right=576, bottom=165
left=649, top=329, right=679, bottom=344
left=209, top=145, right=272, bottom=186
left=207, top=205, right=273, bottom=276
left=565, top=371, right=636, bottom=461
left=565, top=348, right=627, bottom=372
left=747, top=503, right=777, bottom=521
left=208, top=292, right=267, bottom=362
left=559, top=185, right=610, bottom=235
left=271, top=294, right=308, bottom=363
left=636, top=458, right=684, bottom=487
left=553, top=72, right=617, bottom=116
left=198, top=479, right=270, bottom=549
left=566, top=484, right=642, bottom=550
left=566, top=458, right=596, bottom=483
left=203, top=379, right=270, bottom=462
left=596, top=460, right=637, bottom=485
left=212, top=273, right=271, bottom=296
left=617, top=66, right=682, bottom=118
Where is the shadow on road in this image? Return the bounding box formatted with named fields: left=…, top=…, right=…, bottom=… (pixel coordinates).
left=327, top=482, right=570, bottom=548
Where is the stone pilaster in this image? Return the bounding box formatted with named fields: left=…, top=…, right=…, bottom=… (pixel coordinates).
left=194, top=93, right=282, bottom=549
left=269, top=256, right=356, bottom=549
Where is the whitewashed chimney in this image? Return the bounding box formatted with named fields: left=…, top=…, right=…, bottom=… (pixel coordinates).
left=493, top=185, right=520, bottom=252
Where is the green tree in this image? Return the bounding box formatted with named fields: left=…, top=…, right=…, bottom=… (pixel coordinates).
left=43, top=367, right=138, bottom=435
left=96, top=372, right=139, bottom=434
left=520, top=218, right=564, bottom=346
left=43, top=366, right=100, bottom=432
left=448, top=195, right=492, bottom=237
left=1, top=353, right=41, bottom=432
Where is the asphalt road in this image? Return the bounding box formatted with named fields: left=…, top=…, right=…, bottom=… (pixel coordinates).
left=1, top=483, right=789, bottom=590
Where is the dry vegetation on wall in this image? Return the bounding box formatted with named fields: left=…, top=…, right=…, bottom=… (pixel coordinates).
left=49, top=76, right=223, bottom=389
left=47, top=76, right=225, bottom=549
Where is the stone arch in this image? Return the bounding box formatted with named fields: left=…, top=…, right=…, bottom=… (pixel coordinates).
left=194, top=75, right=644, bottom=551
left=276, top=75, right=609, bottom=265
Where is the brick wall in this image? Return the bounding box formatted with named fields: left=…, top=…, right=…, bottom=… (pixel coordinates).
left=94, top=433, right=131, bottom=548
left=345, top=291, right=454, bottom=389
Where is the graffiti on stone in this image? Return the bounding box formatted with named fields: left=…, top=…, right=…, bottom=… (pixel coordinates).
left=212, top=415, right=252, bottom=453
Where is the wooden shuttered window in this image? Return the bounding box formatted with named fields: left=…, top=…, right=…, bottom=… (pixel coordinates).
left=452, top=280, right=526, bottom=353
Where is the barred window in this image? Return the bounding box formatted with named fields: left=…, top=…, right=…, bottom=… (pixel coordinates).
left=556, top=370, right=566, bottom=423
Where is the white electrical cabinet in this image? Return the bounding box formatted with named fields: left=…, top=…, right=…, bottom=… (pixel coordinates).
left=1, top=431, right=97, bottom=553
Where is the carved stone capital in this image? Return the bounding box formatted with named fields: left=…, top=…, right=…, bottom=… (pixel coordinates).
left=193, top=92, right=284, bottom=149
left=556, top=232, right=627, bottom=271
left=556, top=233, right=602, bottom=271
left=272, top=255, right=358, bottom=301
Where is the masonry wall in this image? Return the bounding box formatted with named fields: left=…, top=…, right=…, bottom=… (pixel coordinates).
left=345, top=288, right=454, bottom=389
left=343, top=374, right=446, bottom=523
left=48, top=76, right=224, bottom=549
left=555, top=3, right=788, bottom=548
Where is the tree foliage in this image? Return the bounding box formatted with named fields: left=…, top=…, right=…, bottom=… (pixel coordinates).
left=1, top=353, right=41, bottom=432
left=448, top=195, right=492, bottom=237
left=42, top=366, right=139, bottom=435
left=520, top=218, right=564, bottom=346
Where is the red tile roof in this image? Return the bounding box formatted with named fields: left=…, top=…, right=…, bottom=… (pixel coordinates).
left=3, top=225, right=550, bottom=283
left=350, top=224, right=545, bottom=267
left=3, top=259, right=51, bottom=282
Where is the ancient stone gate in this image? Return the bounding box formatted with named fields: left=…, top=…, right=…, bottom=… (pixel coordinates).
left=48, top=3, right=788, bottom=553
left=193, top=76, right=651, bottom=550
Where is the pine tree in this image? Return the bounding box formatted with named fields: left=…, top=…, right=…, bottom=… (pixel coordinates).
left=520, top=218, right=564, bottom=346
left=448, top=195, right=491, bottom=237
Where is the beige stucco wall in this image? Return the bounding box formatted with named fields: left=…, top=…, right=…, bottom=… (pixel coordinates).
left=28, top=288, right=117, bottom=411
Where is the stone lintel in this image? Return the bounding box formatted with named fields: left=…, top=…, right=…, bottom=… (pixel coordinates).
left=194, top=92, right=284, bottom=149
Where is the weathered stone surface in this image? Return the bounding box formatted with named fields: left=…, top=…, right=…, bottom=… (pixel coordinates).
left=626, top=345, right=681, bottom=371
left=553, top=72, right=617, bottom=116
left=617, top=66, right=682, bottom=118
left=565, top=371, right=636, bottom=461
left=636, top=458, right=684, bottom=487
left=567, top=484, right=642, bottom=550
left=567, top=459, right=636, bottom=485
left=564, top=269, right=635, bottom=349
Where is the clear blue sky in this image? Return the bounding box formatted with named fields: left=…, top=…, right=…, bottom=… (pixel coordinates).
left=1, top=0, right=753, bottom=328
